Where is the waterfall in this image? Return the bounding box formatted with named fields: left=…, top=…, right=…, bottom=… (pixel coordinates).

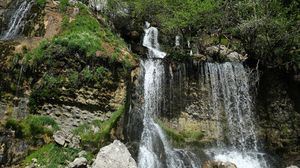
left=175, top=35, right=180, bottom=46
left=1, top=0, right=34, bottom=40
left=142, top=22, right=167, bottom=59
left=205, top=62, right=268, bottom=168
left=137, top=23, right=200, bottom=168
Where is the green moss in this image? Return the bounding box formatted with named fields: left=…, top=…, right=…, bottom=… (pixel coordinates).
left=157, top=120, right=204, bottom=147
left=24, top=143, right=79, bottom=168
left=5, top=115, right=59, bottom=140
left=73, top=106, right=124, bottom=148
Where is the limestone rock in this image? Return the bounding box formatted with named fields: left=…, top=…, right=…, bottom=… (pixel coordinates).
left=53, top=131, right=80, bottom=148
left=89, top=0, right=107, bottom=12
left=92, top=140, right=137, bottom=168
left=202, top=160, right=237, bottom=168
left=286, top=166, right=299, bottom=168
left=206, top=45, right=247, bottom=62
left=67, top=157, right=88, bottom=168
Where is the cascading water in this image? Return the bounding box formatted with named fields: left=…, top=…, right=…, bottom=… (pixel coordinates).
left=137, top=23, right=200, bottom=168
left=204, top=62, right=268, bottom=168
left=0, top=0, right=34, bottom=40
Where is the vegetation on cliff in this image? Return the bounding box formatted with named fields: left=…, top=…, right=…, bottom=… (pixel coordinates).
left=125, top=0, right=299, bottom=70
left=20, top=3, right=135, bottom=112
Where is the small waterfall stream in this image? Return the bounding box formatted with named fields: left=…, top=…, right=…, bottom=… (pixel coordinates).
left=137, top=23, right=200, bottom=168
left=1, top=0, right=34, bottom=40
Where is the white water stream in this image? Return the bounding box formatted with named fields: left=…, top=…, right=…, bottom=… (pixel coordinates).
left=1, top=0, right=34, bottom=40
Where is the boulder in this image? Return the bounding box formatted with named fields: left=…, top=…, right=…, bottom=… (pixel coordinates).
left=286, top=166, right=299, bottom=168
left=202, top=160, right=237, bottom=168
left=53, top=131, right=80, bottom=148
left=89, top=0, right=107, bottom=12
left=67, top=157, right=88, bottom=168
left=206, top=45, right=247, bottom=62
left=92, top=140, right=137, bottom=168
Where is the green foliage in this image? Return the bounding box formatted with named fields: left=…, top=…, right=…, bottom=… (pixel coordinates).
left=126, top=0, right=299, bottom=69
left=127, top=0, right=220, bottom=33
left=73, top=106, right=124, bottom=148
left=24, top=40, right=49, bottom=67
left=5, top=115, right=59, bottom=139
left=24, top=143, right=79, bottom=168
left=228, top=0, right=300, bottom=68
left=59, top=0, right=69, bottom=12
left=35, top=0, right=47, bottom=6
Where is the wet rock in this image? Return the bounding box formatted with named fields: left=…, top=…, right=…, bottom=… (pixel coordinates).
left=202, top=160, right=237, bottom=168
left=67, top=157, right=88, bottom=168
left=92, top=140, right=137, bottom=168
left=53, top=131, right=80, bottom=148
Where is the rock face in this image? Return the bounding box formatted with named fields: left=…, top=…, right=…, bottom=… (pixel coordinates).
left=256, top=69, right=300, bottom=166
left=202, top=160, right=237, bottom=168
left=0, top=130, right=29, bottom=167
left=92, top=140, right=137, bottom=168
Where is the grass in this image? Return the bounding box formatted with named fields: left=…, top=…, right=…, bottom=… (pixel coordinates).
left=24, top=3, right=135, bottom=68
left=23, top=143, right=79, bottom=168
left=73, top=106, right=124, bottom=148
left=5, top=115, right=59, bottom=140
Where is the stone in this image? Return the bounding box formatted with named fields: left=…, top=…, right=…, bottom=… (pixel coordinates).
left=78, top=151, right=87, bottom=157
left=202, top=160, right=237, bottom=168
left=67, top=157, right=87, bottom=168
left=205, top=45, right=247, bottom=62
left=286, top=166, right=299, bottom=168
left=69, top=0, right=78, bottom=5
left=53, top=131, right=66, bottom=146
left=53, top=131, right=80, bottom=148
left=89, top=0, right=107, bottom=12
left=92, top=140, right=137, bottom=168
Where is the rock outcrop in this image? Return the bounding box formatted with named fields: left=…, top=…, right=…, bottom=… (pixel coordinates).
left=53, top=131, right=80, bottom=148
left=92, top=140, right=137, bottom=168
left=206, top=45, right=247, bottom=62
